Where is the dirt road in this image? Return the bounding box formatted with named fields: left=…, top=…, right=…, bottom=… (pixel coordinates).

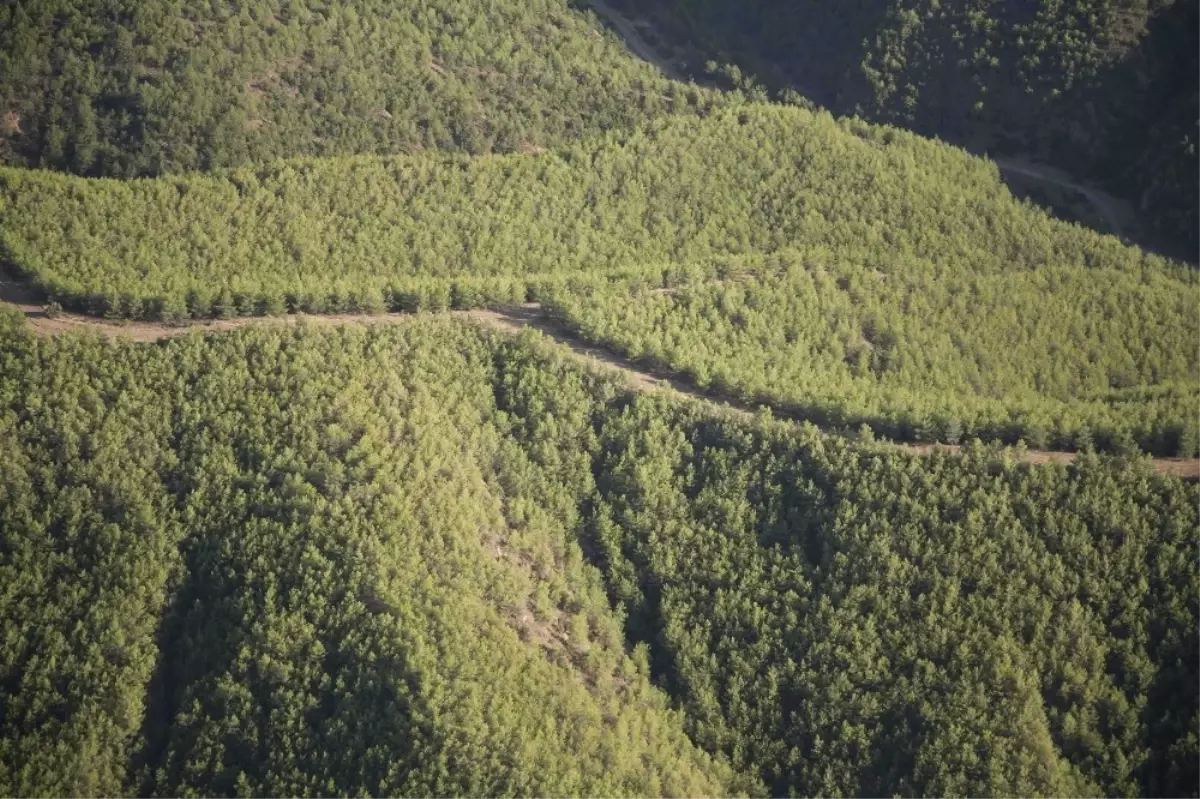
left=3, top=284, right=1194, bottom=479
left=586, top=0, right=684, bottom=81
left=996, top=158, right=1135, bottom=239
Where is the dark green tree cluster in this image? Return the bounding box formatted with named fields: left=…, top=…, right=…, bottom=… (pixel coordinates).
left=573, top=396, right=1199, bottom=797
left=0, top=0, right=719, bottom=176
left=631, top=0, right=1199, bottom=255
left=0, top=308, right=736, bottom=797
left=1, top=308, right=1196, bottom=797
left=544, top=248, right=1199, bottom=456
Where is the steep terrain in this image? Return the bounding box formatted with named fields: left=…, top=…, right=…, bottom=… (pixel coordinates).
left=622, top=0, right=1199, bottom=255
left=0, top=310, right=1195, bottom=796
left=0, top=0, right=1196, bottom=795
left=0, top=0, right=722, bottom=174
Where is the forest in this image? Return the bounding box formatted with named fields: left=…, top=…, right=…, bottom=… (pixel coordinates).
left=628, top=0, right=1199, bottom=255
left=0, top=0, right=723, bottom=174
left=3, top=104, right=1194, bottom=455
left=1, top=0, right=1197, bottom=795
left=0, top=310, right=1195, bottom=797
left=4, top=105, right=1184, bottom=320
left=543, top=249, right=1199, bottom=457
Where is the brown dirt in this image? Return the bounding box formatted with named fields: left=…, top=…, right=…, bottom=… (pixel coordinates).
left=0, top=111, right=21, bottom=136
left=1, top=275, right=1194, bottom=479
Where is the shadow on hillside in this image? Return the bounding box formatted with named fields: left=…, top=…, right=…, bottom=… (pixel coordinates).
left=128, top=524, right=431, bottom=796
left=0, top=261, right=48, bottom=315
left=577, top=0, right=1197, bottom=262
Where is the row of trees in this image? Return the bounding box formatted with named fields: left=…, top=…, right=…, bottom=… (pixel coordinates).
left=2, top=104, right=1186, bottom=321
left=544, top=248, right=1199, bottom=456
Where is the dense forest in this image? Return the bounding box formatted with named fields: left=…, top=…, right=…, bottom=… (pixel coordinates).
left=1, top=104, right=1185, bottom=318
left=1, top=0, right=1196, bottom=795
left=0, top=0, right=724, bottom=174
left=0, top=310, right=1196, bottom=796
left=3, top=105, right=1194, bottom=454
left=0, top=309, right=740, bottom=797
left=629, top=0, right=1199, bottom=255
left=544, top=249, right=1199, bottom=456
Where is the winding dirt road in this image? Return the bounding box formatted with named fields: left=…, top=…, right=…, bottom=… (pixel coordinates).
left=2, top=275, right=1194, bottom=479
left=995, top=158, right=1134, bottom=239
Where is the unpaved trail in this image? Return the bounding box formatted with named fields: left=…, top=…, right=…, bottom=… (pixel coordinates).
left=3, top=285, right=1195, bottom=479
left=994, top=159, right=1134, bottom=239
left=586, top=0, right=685, bottom=81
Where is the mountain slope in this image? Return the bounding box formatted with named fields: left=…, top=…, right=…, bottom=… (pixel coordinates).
left=0, top=311, right=738, bottom=797
left=0, top=0, right=720, bottom=175
left=0, top=309, right=1195, bottom=796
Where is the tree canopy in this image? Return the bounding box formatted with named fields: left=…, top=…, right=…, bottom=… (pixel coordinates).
left=0, top=309, right=1195, bottom=796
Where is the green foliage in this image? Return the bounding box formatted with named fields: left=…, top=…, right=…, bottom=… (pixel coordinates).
left=636, top=0, right=1199, bottom=254
left=1, top=103, right=1188, bottom=322
left=0, top=0, right=720, bottom=175
left=573, top=396, right=1199, bottom=796
left=3, top=102, right=1192, bottom=453
left=0, top=310, right=736, bottom=798
left=544, top=249, right=1200, bottom=456
left=0, top=308, right=1195, bottom=796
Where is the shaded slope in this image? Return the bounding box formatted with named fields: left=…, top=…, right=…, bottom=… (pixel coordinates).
left=0, top=312, right=738, bottom=797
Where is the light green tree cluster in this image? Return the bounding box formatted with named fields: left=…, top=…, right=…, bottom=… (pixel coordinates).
left=1, top=103, right=1185, bottom=320
left=543, top=248, right=1199, bottom=455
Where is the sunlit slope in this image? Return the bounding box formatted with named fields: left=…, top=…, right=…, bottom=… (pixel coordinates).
left=0, top=0, right=718, bottom=175
left=0, top=309, right=1194, bottom=797
left=0, top=104, right=1183, bottom=318
left=543, top=250, right=1199, bottom=456
left=2, top=104, right=1194, bottom=453
left=0, top=311, right=737, bottom=798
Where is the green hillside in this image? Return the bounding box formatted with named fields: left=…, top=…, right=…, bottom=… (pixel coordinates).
left=0, top=0, right=719, bottom=175
left=2, top=105, right=1194, bottom=454
left=1, top=0, right=1196, bottom=795
left=0, top=309, right=739, bottom=797
left=544, top=249, right=1199, bottom=456
left=2, top=105, right=1177, bottom=317
left=0, top=310, right=1195, bottom=796
left=632, top=0, right=1199, bottom=254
